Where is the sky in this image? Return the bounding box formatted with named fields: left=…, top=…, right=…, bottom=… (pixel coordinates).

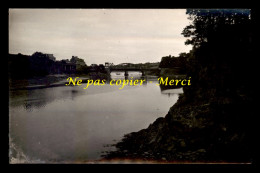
left=9, top=9, right=192, bottom=65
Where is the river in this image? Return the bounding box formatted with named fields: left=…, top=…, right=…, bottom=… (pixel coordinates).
left=9, top=72, right=183, bottom=163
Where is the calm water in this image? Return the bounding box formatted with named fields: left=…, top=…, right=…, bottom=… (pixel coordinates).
left=9, top=72, right=183, bottom=163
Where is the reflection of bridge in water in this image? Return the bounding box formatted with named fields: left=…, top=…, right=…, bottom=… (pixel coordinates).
left=106, top=67, right=151, bottom=77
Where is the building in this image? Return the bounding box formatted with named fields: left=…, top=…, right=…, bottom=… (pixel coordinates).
left=31, top=52, right=77, bottom=74
left=117, top=63, right=134, bottom=67
left=54, top=60, right=76, bottom=74
left=45, top=54, right=56, bottom=61
left=105, top=62, right=114, bottom=68
left=32, top=52, right=56, bottom=61
left=70, top=56, right=87, bottom=70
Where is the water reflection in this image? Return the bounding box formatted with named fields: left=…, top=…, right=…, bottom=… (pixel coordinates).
left=110, top=71, right=146, bottom=84
left=110, top=71, right=142, bottom=78
left=159, top=83, right=183, bottom=97
left=9, top=74, right=183, bottom=163
left=9, top=86, right=86, bottom=111
left=9, top=75, right=181, bottom=110
left=160, top=88, right=183, bottom=97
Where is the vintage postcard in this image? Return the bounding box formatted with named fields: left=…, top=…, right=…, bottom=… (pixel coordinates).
left=8, top=9, right=254, bottom=164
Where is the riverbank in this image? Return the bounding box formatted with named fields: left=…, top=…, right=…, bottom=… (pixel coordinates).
left=9, top=74, right=90, bottom=90
left=103, top=90, right=254, bottom=163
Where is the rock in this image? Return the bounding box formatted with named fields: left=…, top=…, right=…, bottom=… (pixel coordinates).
left=180, top=140, right=186, bottom=147
left=197, top=149, right=206, bottom=153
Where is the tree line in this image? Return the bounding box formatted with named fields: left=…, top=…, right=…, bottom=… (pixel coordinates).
left=8, top=52, right=107, bottom=78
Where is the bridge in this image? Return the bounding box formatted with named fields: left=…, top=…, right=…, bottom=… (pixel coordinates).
left=106, top=67, right=149, bottom=77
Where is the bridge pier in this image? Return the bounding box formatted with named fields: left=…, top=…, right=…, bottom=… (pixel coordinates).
left=141, top=70, right=145, bottom=77
left=106, top=68, right=111, bottom=81
left=108, top=67, right=147, bottom=79
left=124, top=70, right=129, bottom=77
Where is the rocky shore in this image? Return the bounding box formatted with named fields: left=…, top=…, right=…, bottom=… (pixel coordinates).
left=103, top=92, right=254, bottom=163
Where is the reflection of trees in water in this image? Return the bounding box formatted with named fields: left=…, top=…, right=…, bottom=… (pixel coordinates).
left=10, top=87, right=84, bottom=111
left=159, top=83, right=182, bottom=91
left=23, top=100, right=46, bottom=111
left=159, top=83, right=183, bottom=97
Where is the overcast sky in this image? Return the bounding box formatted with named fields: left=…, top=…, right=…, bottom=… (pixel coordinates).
left=9, top=9, right=192, bottom=65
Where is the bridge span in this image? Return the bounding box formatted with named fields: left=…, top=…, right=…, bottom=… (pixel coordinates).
left=106, top=67, right=149, bottom=77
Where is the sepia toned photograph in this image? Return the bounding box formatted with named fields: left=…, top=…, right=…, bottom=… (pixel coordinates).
left=8, top=8, right=254, bottom=164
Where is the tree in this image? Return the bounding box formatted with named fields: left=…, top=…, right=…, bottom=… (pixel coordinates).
left=182, top=9, right=251, bottom=48
left=159, top=56, right=172, bottom=68
left=70, top=56, right=88, bottom=74
left=181, top=9, right=253, bottom=100
left=30, top=52, right=55, bottom=76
